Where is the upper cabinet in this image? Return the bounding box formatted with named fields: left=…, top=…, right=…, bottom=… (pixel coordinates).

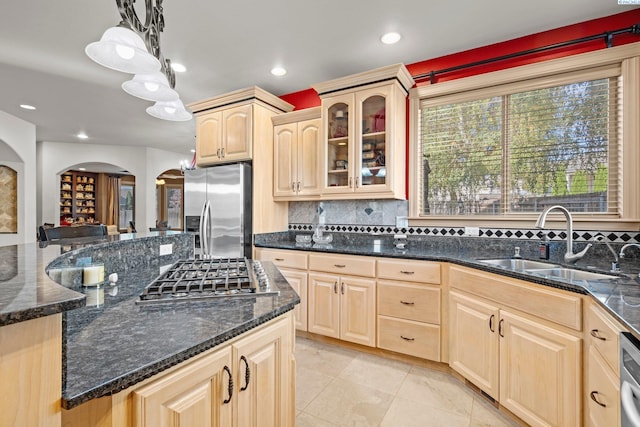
left=272, top=108, right=322, bottom=200
left=189, top=87, right=294, bottom=167
left=312, top=64, right=415, bottom=200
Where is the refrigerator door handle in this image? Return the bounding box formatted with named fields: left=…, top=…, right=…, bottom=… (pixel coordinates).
left=199, top=201, right=211, bottom=258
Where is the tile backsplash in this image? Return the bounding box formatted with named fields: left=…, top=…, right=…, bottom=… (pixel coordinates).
left=288, top=200, right=640, bottom=243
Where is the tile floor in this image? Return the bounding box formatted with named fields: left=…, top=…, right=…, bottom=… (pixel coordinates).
left=295, top=336, right=521, bottom=427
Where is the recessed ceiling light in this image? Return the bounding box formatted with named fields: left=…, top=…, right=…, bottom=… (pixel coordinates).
left=20, top=104, right=36, bottom=110
left=271, top=66, right=287, bottom=77
left=171, top=63, right=187, bottom=73
left=77, top=132, right=89, bottom=140
left=381, top=32, right=401, bottom=45
left=190, top=148, right=196, bottom=153
left=78, top=167, right=86, bottom=171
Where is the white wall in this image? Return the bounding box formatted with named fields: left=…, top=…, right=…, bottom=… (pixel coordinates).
left=38, top=141, right=186, bottom=233
left=0, top=111, right=36, bottom=245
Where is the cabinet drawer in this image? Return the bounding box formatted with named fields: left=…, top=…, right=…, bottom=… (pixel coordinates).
left=587, top=304, right=624, bottom=375
left=377, top=316, right=440, bottom=361
left=587, top=346, right=620, bottom=427
left=255, top=248, right=308, bottom=270
left=449, top=265, right=582, bottom=331
left=377, top=259, right=440, bottom=284
left=309, top=253, right=375, bottom=277
left=377, top=280, right=440, bottom=324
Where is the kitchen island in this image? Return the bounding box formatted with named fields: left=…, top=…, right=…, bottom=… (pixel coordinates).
left=0, top=232, right=299, bottom=427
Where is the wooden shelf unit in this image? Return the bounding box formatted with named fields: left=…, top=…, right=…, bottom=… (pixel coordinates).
left=60, top=171, right=98, bottom=224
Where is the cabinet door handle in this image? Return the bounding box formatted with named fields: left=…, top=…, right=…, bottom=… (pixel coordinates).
left=297, top=182, right=301, bottom=192
left=216, top=148, right=221, bottom=158
left=221, top=148, right=225, bottom=158
left=489, top=314, right=495, bottom=332
left=223, top=365, right=233, bottom=404
left=400, top=300, right=415, bottom=306
left=334, top=264, right=346, bottom=268
left=334, top=282, right=338, bottom=294
left=400, top=271, right=415, bottom=275
left=400, top=335, right=415, bottom=341
left=355, top=176, right=359, bottom=187
left=240, top=355, right=250, bottom=392
left=275, top=258, right=285, bottom=262
left=498, top=319, right=504, bottom=337
left=291, top=182, right=296, bottom=191
left=348, top=177, right=353, bottom=188
left=341, top=282, right=344, bottom=295
left=590, top=391, right=607, bottom=407
left=590, top=329, right=607, bottom=341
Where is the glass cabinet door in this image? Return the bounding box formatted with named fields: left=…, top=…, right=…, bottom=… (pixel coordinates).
left=357, top=88, right=389, bottom=190
left=325, top=98, right=352, bottom=190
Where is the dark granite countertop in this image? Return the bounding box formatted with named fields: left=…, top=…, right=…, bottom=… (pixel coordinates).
left=255, top=231, right=640, bottom=341
left=0, top=232, right=299, bottom=410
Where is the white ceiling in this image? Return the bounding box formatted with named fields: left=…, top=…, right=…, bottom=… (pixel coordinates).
left=0, top=1, right=636, bottom=157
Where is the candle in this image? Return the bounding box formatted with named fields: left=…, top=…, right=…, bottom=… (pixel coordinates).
left=85, top=287, right=104, bottom=307
left=83, top=264, right=105, bottom=285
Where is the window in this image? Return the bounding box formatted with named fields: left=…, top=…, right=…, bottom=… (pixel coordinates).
left=119, top=183, right=135, bottom=231
left=409, top=44, right=640, bottom=225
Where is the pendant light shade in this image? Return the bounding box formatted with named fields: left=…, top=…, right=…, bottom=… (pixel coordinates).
left=146, top=99, right=192, bottom=121
left=85, top=26, right=161, bottom=74
left=122, top=72, right=179, bottom=102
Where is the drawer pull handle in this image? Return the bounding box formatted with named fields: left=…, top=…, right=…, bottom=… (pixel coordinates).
left=400, top=335, right=415, bottom=341
left=400, top=271, right=415, bottom=275
left=223, top=365, right=233, bottom=404
left=240, top=355, right=250, bottom=392
left=489, top=314, right=495, bottom=332
left=275, top=258, right=285, bottom=262
left=400, top=301, right=415, bottom=306
left=590, top=391, right=606, bottom=407
left=590, top=329, right=607, bottom=341
left=498, top=319, right=504, bottom=337
left=334, top=282, right=338, bottom=294
left=341, top=283, right=345, bottom=295
left=334, top=264, right=346, bottom=268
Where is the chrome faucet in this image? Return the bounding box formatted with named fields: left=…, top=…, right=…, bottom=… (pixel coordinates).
left=535, top=205, right=591, bottom=264
left=620, top=243, right=640, bottom=259
left=593, top=234, right=620, bottom=272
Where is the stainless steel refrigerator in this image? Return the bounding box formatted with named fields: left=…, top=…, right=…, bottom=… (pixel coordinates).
left=183, top=162, right=252, bottom=259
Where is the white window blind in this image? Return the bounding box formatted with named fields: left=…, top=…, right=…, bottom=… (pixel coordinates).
left=416, top=72, right=620, bottom=217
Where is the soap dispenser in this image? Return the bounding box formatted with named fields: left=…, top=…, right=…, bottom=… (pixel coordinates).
left=538, top=233, right=550, bottom=260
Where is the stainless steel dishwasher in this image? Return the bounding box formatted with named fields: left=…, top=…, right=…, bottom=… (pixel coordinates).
left=621, top=332, right=640, bottom=426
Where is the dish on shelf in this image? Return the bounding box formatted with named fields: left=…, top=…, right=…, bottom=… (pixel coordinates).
left=363, top=160, right=378, bottom=168
left=375, top=142, right=385, bottom=150
left=362, top=151, right=375, bottom=159
left=335, top=159, right=348, bottom=169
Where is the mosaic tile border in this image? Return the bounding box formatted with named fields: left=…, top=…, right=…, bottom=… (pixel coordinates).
left=288, top=223, right=640, bottom=243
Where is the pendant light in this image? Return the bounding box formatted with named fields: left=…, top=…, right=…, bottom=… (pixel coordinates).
left=85, top=26, right=161, bottom=75
left=122, top=72, right=179, bottom=102
left=146, top=99, right=192, bottom=121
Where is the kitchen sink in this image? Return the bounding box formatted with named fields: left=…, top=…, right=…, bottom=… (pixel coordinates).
left=479, top=258, right=560, bottom=271
left=526, top=268, right=618, bottom=282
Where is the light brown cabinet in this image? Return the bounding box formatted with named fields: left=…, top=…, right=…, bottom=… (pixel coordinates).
left=63, top=313, right=295, bottom=427
left=448, top=266, right=582, bottom=427
left=377, top=259, right=442, bottom=361
left=254, top=248, right=309, bottom=331
left=312, top=64, right=414, bottom=200
left=195, top=104, right=252, bottom=165
left=60, top=171, right=98, bottom=224
left=272, top=108, right=322, bottom=200
left=584, top=302, right=625, bottom=426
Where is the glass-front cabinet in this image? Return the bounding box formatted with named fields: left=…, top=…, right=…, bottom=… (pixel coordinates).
left=315, top=64, right=414, bottom=200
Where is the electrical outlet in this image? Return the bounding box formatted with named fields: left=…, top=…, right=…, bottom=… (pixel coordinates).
left=464, top=226, right=480, bottom=237
left=159, top=244, right=173, bottom=256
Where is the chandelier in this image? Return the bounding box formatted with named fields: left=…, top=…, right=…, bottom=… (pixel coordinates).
left=85, top=0, right=192, bottom=121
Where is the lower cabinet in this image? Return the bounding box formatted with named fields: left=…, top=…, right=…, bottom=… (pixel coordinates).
left=449, top=267, right=582, bottom=427
left=62, top=313, right=295, bottom=427
left=308, top=272, right=376, bottom=347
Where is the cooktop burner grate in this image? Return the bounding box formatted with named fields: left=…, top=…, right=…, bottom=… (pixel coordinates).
left=136, top=258, right=277, bottom=304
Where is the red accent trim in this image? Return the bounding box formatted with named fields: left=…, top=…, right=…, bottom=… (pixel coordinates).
left=279, top=88, right=320, bottom=110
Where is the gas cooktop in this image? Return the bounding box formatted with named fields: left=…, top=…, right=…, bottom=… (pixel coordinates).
left=136, top=258, right=277, bottom=305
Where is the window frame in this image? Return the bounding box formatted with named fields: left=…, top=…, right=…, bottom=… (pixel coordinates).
left=409, top=42, right=640, bottom=230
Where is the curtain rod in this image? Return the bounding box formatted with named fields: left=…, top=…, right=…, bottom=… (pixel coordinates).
left=413, top=23, right=640, bottom=84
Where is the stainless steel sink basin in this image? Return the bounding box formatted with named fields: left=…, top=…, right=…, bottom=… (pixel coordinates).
left=479, top=258, right=560, bottom=271
left=526, top=268, right=618, bottom=282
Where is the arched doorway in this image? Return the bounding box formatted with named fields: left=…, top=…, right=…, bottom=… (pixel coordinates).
left=155, top=169, right=184, bottom=230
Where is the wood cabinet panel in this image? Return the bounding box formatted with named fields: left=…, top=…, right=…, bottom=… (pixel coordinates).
left=449, top=265, right=582, bottom=331
left=307, top=273, right=341, bottom=339
left=279, top=268, right=308, bottom=331
left=377, top=258, right=440, bottom=284
left=586, top=346, right=620, bottom=427
left=254, top=248, right=308, bottom=270
left=587, top=303, right=623, bottom=375
left=377, top=280, right=440, bottom=324
left=308, top=253, right=376, bottom=277
left=377, top=315, right=440, bottom=360
left=340, top=276, right=377, bottom=347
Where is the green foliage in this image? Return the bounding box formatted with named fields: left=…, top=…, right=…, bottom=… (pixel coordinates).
left=570, top=170, right=588, bottom=194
